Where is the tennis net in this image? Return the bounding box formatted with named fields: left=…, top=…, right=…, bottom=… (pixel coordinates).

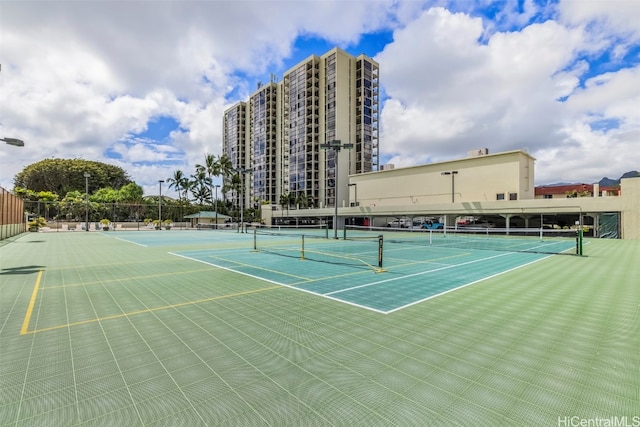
left=345, top=226, right=582, bottom=255
left=253, top=223, right=329, bottom=238
left=253, top=228, right=384, bottom=271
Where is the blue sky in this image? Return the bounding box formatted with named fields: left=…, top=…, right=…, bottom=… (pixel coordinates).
left=1, top=0, right=638, bottom=196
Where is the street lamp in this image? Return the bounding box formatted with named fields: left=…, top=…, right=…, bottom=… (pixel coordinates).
left=158, top=180, right=164, bottom=229
left=213, top=184, right=220, bottom=229
left=84, top=173, right=90, bottom=231
left=1, top=137, right=25, bottom=147
left=320, top=140, right=354, bottom=239
left=233, top=168, right=251, bottom=233
left=441, top=171, right=459, bottom=203
left=348, top=183, right=358, bottom=207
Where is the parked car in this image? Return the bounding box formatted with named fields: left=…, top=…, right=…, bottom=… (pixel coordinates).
left=422, top=219, right=444, bottom=230
left=456, top=216, right=477, bottom=226
left=386, top=218, right=412, bottom=228
left=410, top=219, right=424, bottom=229
left=405, top=217, right=446, bottom=229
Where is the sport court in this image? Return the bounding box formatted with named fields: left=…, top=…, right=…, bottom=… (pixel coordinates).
left=168, top=227, right=577, bottom=313
left=1, top=229, right=637, bottom=426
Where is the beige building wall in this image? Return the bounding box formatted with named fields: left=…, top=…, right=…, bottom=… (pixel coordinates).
left=350, top=150, right=535, bottom=207
left=262, top=150, right=640, bottom=240
left=620, top=177, right=640, bottom=239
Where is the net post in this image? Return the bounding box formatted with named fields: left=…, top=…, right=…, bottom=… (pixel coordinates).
left=577, top=229, right=583, bottom=256
left=253, top=228, right=257, bottom=251
left=343, top=226, right=347, bottom=240
left=301, top=235, right=305, bottom=260
left=325, top=223, right=329, bottom=239
left=378, top=235, right=383, bottom=268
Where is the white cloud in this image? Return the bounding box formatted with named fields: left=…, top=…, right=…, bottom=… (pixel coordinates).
left=558, top=0, right=640, bottom=40
left=536, top=66, right=640, bottom=183
left=377, top=5, right=638, bottom=183
left=378, top=9, right=581, bottom=159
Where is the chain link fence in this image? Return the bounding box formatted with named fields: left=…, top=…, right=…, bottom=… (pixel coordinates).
left=23, top=200, right=194, bottom=231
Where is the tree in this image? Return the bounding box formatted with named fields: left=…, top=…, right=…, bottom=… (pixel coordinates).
left=58, top=191, right=98, bottom=222
left=565, top=190, right=591, bottom=198
left=218, top=154, right=233, bottom=180
left=36, top=191, right=59, bottom=220
left=14, top=158, right=132, bottom=195
left=167, top=170, right=189, bottom=203
left=229, top=173, right=242, bottom=205
left=14, top=187, right=37, bottom=201
left=217, top=154, right=233, bottom=201
left=91, top=187, right=120, bottom=203
left=167, top=170, right=190, bottom=223
left=36, top=191, right=59, bottom=204
left=279, top=192, right=295, bottom=217
left=189, top=170, right=211, bottom=206
left=195, top=154, right=219, bottom=209
left=118, top=183, right=144, bottom=203
left=17, top=188, right=60, bottom=219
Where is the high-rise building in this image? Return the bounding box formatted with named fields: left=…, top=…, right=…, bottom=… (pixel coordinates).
left=222, top=101, right=249, bottom=209
left=222, top=47, right=379, bottom=214
left=250, top=80, right=281, bottom=206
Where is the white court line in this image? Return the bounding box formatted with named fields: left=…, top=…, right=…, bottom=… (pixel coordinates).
left=170, top=248, right=552, bottom=315
left=325, top=251, right=513, bottom=296
left=169, top=251, right=389, bottom=314
left=384, top=255, right=551, bottom=314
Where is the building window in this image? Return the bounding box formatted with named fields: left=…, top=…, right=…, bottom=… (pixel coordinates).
left=496, top=193, right=505, bottom=200
left=509, top=193, right=518, bottom=200
left=543, top=194, right=553, bottom=199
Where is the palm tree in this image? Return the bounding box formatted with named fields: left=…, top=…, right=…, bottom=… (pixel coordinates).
left=217, top=154, right=233, bottom=202
left=195, top=153, right=220, bottom=211
left=218, top=154, right=233, bottom=179
left=167, top=170, right=190, bottom=227
left=167, top=170, right=188, bottom=201
left=279, top=192, right=295, bottom=217
left=189, top=170, right=211, bottom=206
left=296, top=193, right=315, bottom=209
left=228, top=173, right=242, bottom=212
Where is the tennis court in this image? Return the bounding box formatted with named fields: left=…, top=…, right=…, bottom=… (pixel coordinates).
left=169, top=227, right=579, bottom=313
left=1, top=229, right=638, bottom=426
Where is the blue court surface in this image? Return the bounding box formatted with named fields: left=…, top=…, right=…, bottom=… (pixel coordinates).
left=169, top=232, right=559, bottom=313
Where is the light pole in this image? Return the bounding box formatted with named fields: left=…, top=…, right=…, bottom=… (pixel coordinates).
left=213, top=184, right=220, bottom=229
left=320, top=140, right=353, bottom=239
left=2, top=137, right=25, bottom=147
left=348, top=183, right=358, bottom=207
left=441, top=171, right=459, bottom=203
left=233, top=168, right=251, bottom=233
left=158, top=180, right=164, bottom=229
left=84, top=173, right=90, bottom=231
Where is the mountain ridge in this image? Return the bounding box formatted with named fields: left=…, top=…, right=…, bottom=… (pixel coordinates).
left=598, top=171, right=638, bottom=187
left=541, top=171, right=638, bottom=187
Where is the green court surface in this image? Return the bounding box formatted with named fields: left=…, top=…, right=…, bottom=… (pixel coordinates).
left=1, top=230, right=638, bottom=426
left=173, top=231, right=567, bottom=313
